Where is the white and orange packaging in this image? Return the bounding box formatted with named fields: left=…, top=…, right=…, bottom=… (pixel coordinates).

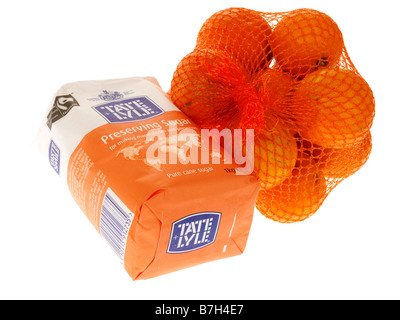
left=36, top=76, right=259, bottom=280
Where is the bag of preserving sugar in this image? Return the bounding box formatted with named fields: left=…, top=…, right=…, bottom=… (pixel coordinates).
left=36, top=76, right=259, bottom=280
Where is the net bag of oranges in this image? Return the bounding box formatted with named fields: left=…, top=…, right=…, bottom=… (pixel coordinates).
left=169, top=7, right=375, bottom=223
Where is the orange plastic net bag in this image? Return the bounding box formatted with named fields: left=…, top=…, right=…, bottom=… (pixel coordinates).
left=168, top=7, right=375, bottom=223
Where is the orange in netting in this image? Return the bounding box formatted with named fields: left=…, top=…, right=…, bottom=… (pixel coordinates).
left=323, top=132, right=372, bottom=179
left=271, top=8, right=344, bottom=79
left=296, top=68, right=375, bottom=148
left=256, top=157, right=327, bottom=223
left=310, top=131, right=372, bottom=179
left=168, top=7, right=375, bottom=223
left=196, top=7, right=273, bottom=76
left=250, top=122, right=297, bottom=190
left=169, top=49, right=243, bottom=128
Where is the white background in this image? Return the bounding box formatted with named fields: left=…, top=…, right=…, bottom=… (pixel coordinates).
left=1, top=0, right=399, bottom=300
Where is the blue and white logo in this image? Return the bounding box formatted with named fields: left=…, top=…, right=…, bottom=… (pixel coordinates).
left=167, top=212, right=221, bottom=254
left=93, top=96, right=165, bottom=123
left=49, top=139, right=60, bottom=175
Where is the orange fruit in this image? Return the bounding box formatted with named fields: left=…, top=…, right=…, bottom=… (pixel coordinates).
left=250, top=123, right=297, bottom=189
left=318, top=131, right=372, bottom=179
left=296, top=68, right=375, bottom=148
left=295, top=131, right=372, bottom=180
left=256, top=158, right=327, bottom=223
left=169, top=49, right=243, bottom=128
left=196, top=7, right=273, bottom=76
left=271, top=9, right=344, bottom=78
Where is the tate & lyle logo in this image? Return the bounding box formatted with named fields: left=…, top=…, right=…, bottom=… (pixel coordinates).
left=93, top=96, right=165, bottom=123
left=167, top=212, right=221, bottom=253
left=49, top=139, right=61, bottom=175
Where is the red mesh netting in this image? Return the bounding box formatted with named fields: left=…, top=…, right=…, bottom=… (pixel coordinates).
left=168, top=7, right=375, bottom=223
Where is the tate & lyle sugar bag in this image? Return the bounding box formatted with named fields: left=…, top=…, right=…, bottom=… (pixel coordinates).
left=36, top=77, right=259, bottom=280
